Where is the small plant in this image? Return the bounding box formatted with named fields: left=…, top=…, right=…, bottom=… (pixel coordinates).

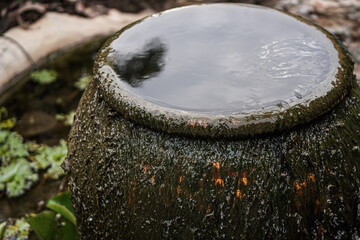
left=31, top=69, right=58, bottom=84
left=0, top=107, right=67, bottom=197
left=0, top=107, right=16, bottom=129
left=0, top=192, right=79, bottom=240
left=33, top=139, right=67, bottom=179
left=74, top=75, right=91, bottom=91
left=55, top=111, right=75, bottom=126
left=0, top=110, right=38, bottom=197
left=26, top=192, right=79, bottom=240
left=0, top=221, right=6, bottom=239
left=0, top=218, right=31, bottom=240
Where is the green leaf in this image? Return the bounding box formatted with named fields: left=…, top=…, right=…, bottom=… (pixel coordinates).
left=26, top=210, right=79, bottom=240
left=0, top=158, right=26, bottom=182
left=46, top=203, right=76, bottom=226
left=0, top=221, right=6, bottom=239
left=31, top=69, right=58, bottom=84
left=0, top=129, right=10, bottom=142
left=1, top=131, right=29, bottom=165
left=55, top=218, right=79, bottom=240
left=46, top=192, right=76, bottom=226
left=34, top=139, right=67, bottom=179
left=26, top=211, right=57, bottom=240
left=74, top=75, right=91, bottom=91
left=55, top=111, right=75, bottom=126
left=47, top=192, right=75, bottom=215
left=2, top=218, right=30, bottom=240
left=0, top=158, right=38, bottom=197
left=0, top=117, right=16, bottom=129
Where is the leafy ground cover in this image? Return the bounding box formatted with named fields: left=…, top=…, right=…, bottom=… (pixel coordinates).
left=0, top=39, right=102, bottom=239
left=0, top=85, right=76, bottom=239
left=0, top=108, right=67, bottom=198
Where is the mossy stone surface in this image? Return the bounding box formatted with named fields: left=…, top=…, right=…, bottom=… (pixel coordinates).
left=66, top=77, right=359, bottom=239
left=66, top=4, right=359, bottom=239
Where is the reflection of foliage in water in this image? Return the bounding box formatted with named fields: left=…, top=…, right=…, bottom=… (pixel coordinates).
left=112, top=37, right=167, bottom=88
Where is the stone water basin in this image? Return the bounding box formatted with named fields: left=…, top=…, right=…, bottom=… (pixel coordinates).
left=66, top=4, right=359, bottom=239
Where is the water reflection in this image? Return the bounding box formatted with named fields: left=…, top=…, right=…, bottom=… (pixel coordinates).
left=111, top=38, right=167, bottom=88
left=106, top=4, right=339, bottom=114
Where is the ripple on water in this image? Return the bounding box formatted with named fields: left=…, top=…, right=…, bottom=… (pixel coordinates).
left=105, top=4, right=339, bottom=114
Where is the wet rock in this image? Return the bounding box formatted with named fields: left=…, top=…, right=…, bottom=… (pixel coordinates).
left=15, top=111, right=57, bottom=137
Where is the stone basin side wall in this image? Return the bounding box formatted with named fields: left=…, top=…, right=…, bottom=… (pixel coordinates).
left=66, top=78, right=360, bottom=239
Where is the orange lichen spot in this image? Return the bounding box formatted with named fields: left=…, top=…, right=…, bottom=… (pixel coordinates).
left=212, top=161, right=224, bottom=188
left=308, top=173, right=315, bottom=182
left=215, top=178, right=224, bottom=187
left=236, top=189, right=242, bottom=198
left=213, top=162, right=220, bottom=169
left=294, top=180, right=307, bottom=194
left=151, top=176, right=156, bottom=184
left=176, top=185, right=181, bottom=197
left=176, top=176, right=182, bottom=197
left=242, top=173, right=248, bottom=186
left=228, top=172, right=237, bottom=177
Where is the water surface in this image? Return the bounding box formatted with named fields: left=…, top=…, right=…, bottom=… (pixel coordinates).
left=107, top=4, right=339, bottom=114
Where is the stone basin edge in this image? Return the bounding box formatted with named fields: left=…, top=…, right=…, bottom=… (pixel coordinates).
left=94, top=4, right=355, bottom=139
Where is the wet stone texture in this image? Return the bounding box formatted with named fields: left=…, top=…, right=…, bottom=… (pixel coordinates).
left=65, top=4, right=360, bottom=240
left=67, top=78, right=360, bottom=239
